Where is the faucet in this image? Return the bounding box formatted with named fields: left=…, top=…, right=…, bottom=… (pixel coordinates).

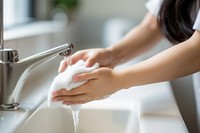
left=0, top=0, right=74, bottom=111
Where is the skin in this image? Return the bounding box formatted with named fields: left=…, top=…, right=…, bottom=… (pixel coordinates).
left=52, top=12, right=200, bottom=105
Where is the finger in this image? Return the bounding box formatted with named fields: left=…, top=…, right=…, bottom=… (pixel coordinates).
left=52, top=93, right=88, bottom=102
left=85, top=56, right=97, bottom=67
left=73, top=70, right=99, bottom=82
left=52, top=88, right=66, bottom=97
left=52, top=88, right=85, bottom=97
left=52, top=81, right=92, bottom=96
left=63, top=99, right=91, bottom=105
left=70, top=51, right=88, bottom=65
left=58, top=60, right=67, bottom=73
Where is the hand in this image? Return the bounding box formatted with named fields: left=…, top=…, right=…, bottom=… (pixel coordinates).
left=52, top=68, right=122, bottom=104
left=58, top=48, right=115, bottom=73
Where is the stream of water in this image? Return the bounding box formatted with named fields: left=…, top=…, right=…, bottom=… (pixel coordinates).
left=71, top=110, right=80, bottom=133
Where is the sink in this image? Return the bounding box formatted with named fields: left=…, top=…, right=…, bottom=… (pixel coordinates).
left=13, top=82, right=184, bottom=133
left=16, top=100, right=141, bottom=133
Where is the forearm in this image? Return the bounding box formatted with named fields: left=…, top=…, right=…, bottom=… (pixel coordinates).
left=117, top=31, right=200, bottom=89
left=107, top=13, right=163, bottom=66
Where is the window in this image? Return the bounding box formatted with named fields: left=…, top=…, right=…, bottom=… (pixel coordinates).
left=4, top=0, right=34, bottom=28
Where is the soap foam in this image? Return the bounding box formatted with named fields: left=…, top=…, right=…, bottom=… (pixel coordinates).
left=47, top=60, right=99, bottom=109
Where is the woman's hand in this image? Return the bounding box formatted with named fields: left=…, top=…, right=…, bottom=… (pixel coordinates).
left=52, top=67, right=122, bottom=104
left=58, top=48, right=115, bottom=73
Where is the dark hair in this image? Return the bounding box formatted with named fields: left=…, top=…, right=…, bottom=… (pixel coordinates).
left=158, top=0, right=199, bottom=44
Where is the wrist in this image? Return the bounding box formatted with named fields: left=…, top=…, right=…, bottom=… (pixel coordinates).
left=113, top=70, right=133, bottom=90
left=105, top=46, right=119, bottom=67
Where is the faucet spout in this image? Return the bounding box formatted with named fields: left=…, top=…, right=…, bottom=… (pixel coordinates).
left=0, top=43, right=74, bottom=111
left=19, top=43, right=74, bottom=70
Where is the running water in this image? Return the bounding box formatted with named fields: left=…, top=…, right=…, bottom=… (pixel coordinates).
left=64, top=55, right=80, bottom=133
left=71, top=110, right=80, bottom=133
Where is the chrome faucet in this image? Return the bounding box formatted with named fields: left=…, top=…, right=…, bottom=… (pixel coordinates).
left=0, top=0, right=74, bottom=111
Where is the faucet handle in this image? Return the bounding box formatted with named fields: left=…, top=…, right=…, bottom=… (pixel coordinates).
left=0, top=49, right=19, bottom=62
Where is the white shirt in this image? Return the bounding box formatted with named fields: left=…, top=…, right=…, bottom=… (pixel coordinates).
left=194, top=10, right=200, bottom=30
left=145, top=0, right=200, bottom=132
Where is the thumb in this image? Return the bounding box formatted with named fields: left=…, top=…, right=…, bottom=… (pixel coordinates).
left=58, top=60, right=67, bottom=73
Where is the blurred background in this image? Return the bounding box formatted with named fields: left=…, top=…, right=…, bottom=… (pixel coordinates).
left=3, top=0, right=198, bottom=132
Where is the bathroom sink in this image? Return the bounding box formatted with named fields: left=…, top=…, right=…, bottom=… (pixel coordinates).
left=16, top=100, right=141, bottom=133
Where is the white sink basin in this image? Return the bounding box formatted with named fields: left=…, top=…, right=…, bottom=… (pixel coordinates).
left=16, top=100, right=141, bottom=133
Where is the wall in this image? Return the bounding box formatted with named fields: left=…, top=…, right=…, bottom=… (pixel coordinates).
left=77, top=0, right=147, bottom=20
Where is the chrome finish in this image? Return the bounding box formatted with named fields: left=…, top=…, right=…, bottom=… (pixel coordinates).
left=59, top=43, right=74, bottom=56
left=0, top=0, right=4, bottom=49
left=0, top=103, right=19, bottom=111
left=0, top=43, right=74, bottom=111
left=0, top=0, right=74, bottom=111
left=0, top=49, right=19, bottom=62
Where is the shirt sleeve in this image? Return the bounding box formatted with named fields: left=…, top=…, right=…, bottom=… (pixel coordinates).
left=145, top=0, right=164, bottom=17
left=193, top=10, right=200, bottom=31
